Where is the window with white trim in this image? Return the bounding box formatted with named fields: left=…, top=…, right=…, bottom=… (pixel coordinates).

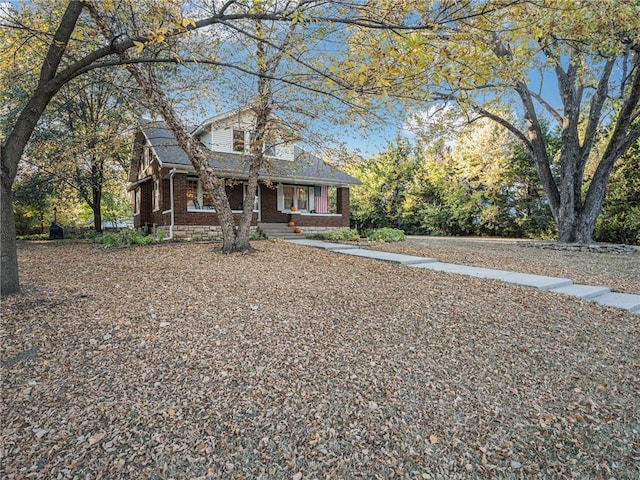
left=186, top=178, right=259, bottom=212
left=277, top=185, right=313, bottom=212
left=134, top=188, right=140, bottom=215
left=152, top=180, right=160, bottom=211
left=233, top=130, right=245, bottom=152
left=186, top=177, right=214, bottom=210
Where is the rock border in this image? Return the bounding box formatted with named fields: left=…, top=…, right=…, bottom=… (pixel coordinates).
left=517, top=241, right=637, bottom=254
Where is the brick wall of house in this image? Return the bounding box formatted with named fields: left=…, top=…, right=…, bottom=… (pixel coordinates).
left=144, top=172, right=350, bottom=230
left=336, top=187, right=350, bottom=227
left=293, top=215, right=344, bottom=227
left=162, top=177, right=171, bottom=214
left=260, top=184, right=289, bottom=223
left=167, top=173, right=257, bottom=226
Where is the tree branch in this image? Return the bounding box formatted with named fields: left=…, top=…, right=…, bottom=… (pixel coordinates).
left=527, top=89, right=562, bottom=125
left=579, top=57, right=614, bottom=165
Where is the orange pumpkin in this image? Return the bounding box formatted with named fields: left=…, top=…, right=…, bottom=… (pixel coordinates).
left=290, top=206, right=297, bottom=212
left=288, top=221, right=295, bottom=227
left=294, top=227, right=302, bottom=234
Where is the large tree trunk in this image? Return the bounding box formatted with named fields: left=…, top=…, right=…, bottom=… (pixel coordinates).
left=1, top=1, right=85, bottom=296
left=1, top=179, right=20, bottom=296
left=92, top=162, right=103, bottom=233
left=92, top=198, right=102, bottom=233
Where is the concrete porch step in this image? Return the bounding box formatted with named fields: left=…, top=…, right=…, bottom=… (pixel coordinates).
left=259, top=223, right=305, bottom=240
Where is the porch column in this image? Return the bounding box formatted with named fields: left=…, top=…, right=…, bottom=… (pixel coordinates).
left=337, top=187, right=350, bottom=227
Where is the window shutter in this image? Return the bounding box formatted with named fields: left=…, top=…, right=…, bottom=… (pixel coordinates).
left=308, top=186, right=315, bottom=212
left=277, top=184, right=284, bottom=211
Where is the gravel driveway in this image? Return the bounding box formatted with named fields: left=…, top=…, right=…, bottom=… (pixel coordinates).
left=2, top=240, right=638, bottom=479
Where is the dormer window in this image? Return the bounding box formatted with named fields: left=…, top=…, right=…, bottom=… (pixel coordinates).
left=233, top=130, right=245, bottom=152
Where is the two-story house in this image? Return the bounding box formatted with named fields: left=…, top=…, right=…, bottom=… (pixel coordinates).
left=128, top=108, right=360, bottom=240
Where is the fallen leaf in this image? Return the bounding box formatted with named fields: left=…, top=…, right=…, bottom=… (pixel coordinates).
left=88, top=432, right=105, bottom=446
left=429, top=435, right=439, bottom=444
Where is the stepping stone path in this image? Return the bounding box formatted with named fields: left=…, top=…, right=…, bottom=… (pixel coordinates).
left=287, top=239, right=640, bottom=314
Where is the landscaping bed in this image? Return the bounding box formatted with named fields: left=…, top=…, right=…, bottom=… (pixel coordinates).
left=2, top=240, right=638, bottom=479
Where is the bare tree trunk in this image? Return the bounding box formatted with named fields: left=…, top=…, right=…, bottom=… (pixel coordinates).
left=557, top=210, right=580, bottom=243
left=232, top=20, right=274, bottom=253
left=92, top=193, right=102, bottom=233
left=91, top=161, right=103, bottom=233
left=1, top=177, right=20, bottom=296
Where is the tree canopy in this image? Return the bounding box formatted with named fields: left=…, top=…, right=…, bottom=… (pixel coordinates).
left=346, top=0, right=640, bottom=243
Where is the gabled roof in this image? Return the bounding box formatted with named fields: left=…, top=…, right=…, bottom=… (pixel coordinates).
left=141, top=121, right=360, bottom=186
left=191, top=107, right=250, bottom=137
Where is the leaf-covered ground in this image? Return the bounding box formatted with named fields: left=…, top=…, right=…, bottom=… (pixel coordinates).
left=2, top=240, right=639, bottom=479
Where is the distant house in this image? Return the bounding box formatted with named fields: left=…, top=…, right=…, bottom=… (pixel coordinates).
left=128, top=108, right=360, bottom=240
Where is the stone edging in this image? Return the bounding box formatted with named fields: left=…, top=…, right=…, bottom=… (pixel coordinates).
left=517, top=241, right=637, bottom=254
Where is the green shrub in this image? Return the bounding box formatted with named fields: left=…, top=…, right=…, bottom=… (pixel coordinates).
left=367, top=227, right=405, bottom=242
left=320, top=228, right=360, bottom=241
left=94, top=229, right=158, bottom=248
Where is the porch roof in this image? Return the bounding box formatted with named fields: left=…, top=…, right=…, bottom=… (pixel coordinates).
left=142, top=121, right=360, bottom=186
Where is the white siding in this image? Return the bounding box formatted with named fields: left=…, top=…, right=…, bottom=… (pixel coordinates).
left=210, top=128, right=233, bottom=152
left=208, top=112, right=253, bottom=153
left=203, top=109, right=296, bottom=160
left=277, top=143, right=295, bottom=161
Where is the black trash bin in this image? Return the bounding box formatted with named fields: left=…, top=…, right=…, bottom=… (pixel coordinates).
left=49, top=222, right=64, bottom=240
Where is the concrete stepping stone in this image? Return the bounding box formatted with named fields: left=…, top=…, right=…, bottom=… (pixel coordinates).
left=412, top=262, right=572, bottom=289
left=549, top=284, right=610, bottom=299
left=498, top=272, right=573, bottom=290
left=411, top=262, right=514, bottom=279
left=590, top=292, right=640, bottom=312
left=331, top=248, right=437, bottom=265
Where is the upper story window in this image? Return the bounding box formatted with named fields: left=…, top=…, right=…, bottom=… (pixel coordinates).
left=142, top=146, right=151, bottom=169
left=233, top=130, right=245, bottom=152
